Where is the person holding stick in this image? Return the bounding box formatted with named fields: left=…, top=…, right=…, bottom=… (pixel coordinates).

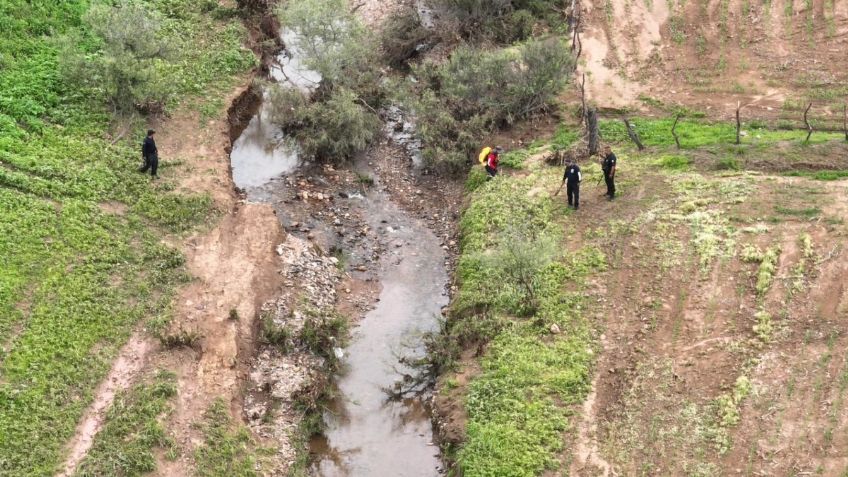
left=554, top=157, right=582, bottom=209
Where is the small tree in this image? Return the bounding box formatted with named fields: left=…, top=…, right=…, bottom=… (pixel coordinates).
left=268, top=85, right=380, bottom=163
left=61, top=0, right=170, bottom=114
left=483, top=226, right=558, bottom=316
left=276, top=0, right=376, bottom=95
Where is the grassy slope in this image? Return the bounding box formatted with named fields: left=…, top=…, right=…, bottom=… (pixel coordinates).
left=448, top=164, right=605, bottom=476
left=0, top=1, right=254, bottom=475
left=449, top=117, right=848, bottom=476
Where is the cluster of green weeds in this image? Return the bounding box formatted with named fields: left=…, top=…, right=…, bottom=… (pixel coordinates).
left=0, top=1, right=254, bottom=474
left=75, top=371, right=178, bottom=477
left=194, top=399, right=261, bottom=477
left=446, top=163, right=604, bottom=476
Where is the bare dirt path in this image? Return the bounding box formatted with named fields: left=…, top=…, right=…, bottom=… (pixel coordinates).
left=57, top=334, right=153, bottom=477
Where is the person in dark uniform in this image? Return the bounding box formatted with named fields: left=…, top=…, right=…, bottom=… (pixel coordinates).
left=561, top=158, right=582, bottom=209
left=601, top=145, right=616, bottom=199
left=139, top=129, right=158, bottom=178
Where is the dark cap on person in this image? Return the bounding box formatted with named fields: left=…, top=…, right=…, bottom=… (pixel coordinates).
left=147, top=129, right=156, bottom=136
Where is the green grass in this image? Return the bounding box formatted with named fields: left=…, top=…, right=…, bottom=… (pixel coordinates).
left=784, top=170, right=848, bottom=181
left=0, top=1, right=254, bottom=475
left=599, top=118, right=844, bottom=148
left=451, top=164, right=604, bottom=476
left=774, top=205, right=821, bottom=218
left=75, top=371, right=178, bottom=477
left=654, top=154, right=692, bottom=171
left=194, top=399, right=260, bottom=477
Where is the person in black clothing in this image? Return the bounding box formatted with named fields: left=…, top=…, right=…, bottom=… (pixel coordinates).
left=601, top=145, right=617, bottom=199
left=561, top=159, right=582, bottom=209
left=139, top=129, right=158, bottom=178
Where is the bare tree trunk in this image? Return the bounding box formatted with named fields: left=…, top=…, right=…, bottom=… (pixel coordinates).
left=623, top=118, right=645, bottom=151
left=735, top=102, right=741, bottom=145
left=804, top=102, right=813, bottom=143
left=579, top=73, right=587, bottom=124
left=672, top=115, right=681, bottom=149
left=587, top=108, right=600, bottom=156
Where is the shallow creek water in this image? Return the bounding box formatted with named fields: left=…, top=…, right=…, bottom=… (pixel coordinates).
left=230, top=31, right=447, bottom=477
left=309, top=170, right=447, bottom=476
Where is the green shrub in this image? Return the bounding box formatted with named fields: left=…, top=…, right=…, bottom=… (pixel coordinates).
left=753, top=310, right=773, bottom=342
left=60, top=0, right=170, bottom=114
left=410, top=39, right=573, bottom=174
left=433, top=0, right=563, bottom=41
left=380, top=8, right=432, bottom=68
left=269, top=86, right=380, bottom=163
left=276, top=0, right=378, bottom=98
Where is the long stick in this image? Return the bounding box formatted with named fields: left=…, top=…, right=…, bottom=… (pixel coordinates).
left=672, top=114, right=681, bottom=149
left=735, top=101, right=741, bottom=145
left=804, top=102, right=813, bottom=143
left=623, top=118, right=645, bottom=151
left=843, top=102, right=847, bottom=142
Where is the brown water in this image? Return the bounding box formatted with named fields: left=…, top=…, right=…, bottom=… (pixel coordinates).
left=309, top=173, right=448, bottom=477
left=229, top=28, right=446, bottom=473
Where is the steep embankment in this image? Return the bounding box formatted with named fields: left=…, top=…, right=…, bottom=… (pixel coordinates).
left=579, top=0, right=848, bottom=125
left=0, top=2, right=288, bottom=476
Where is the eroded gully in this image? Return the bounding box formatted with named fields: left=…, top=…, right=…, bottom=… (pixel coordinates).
left=229, top=34, right=447, bottom=476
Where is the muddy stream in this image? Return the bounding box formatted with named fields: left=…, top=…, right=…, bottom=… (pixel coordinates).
left=230, top=32, right=447, bottom=477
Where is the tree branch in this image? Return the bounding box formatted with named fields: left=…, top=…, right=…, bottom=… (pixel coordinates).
left=804, top=102, right=813, bottom=143
left=672, top=114, right=681, bottom=149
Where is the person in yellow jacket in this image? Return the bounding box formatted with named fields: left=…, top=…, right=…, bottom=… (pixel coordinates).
left=479, top=146, right=503, bottom=178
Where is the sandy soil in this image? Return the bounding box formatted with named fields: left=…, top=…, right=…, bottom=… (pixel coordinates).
left=560, top=164, right=848, bottom=475
left=580, top=0, right=848, bottom=122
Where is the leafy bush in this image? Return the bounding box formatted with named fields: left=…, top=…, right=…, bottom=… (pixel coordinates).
left=60, top=1, right=170, bottom=114
left=276, top=0, right=378, bottom=97
left=408, top=38, right=574, bottom=174
left=381, top=8, right=432, bottom=68
left=480, top=227, right=559, bottom=315
left=268, top=85, right=380, bottom=163
left=717, top=156, right=741, bottom=170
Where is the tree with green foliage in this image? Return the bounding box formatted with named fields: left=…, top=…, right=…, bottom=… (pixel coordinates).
left=409, top=38, right=574, bottom=173
left=269, top=0, right=382, bottom=163
left=60, top=0, right=169, bottom=114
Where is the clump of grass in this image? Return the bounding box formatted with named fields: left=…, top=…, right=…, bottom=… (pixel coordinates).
left=740, top=244, right=764, bottom=263
left=756, top=246, right=781, bottom=295
left=228, top=308, right=240, bottom=321
left=261, top=317, right=293, bottom=353
left=774, top=205, right=821, bottom=218
left=712, top=376, right=753, bottom=452
left=194, top=399, right=260, bottom=477
left=356, top=172, right=375, bottom=186
left=300, top=311, right=348, bottom=369
left=717, top=156, right=741, bottom=170
left=499, top=150, right=530, bottom=169
left=655, top=154, right=691, bottom=171
left=800, top=232, right=814, bottom=259
left=753, top=310, right=774, bottom=343
left=784, top=170, right=848, bottom=181
left=159, top=328, right=201, bottom=349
